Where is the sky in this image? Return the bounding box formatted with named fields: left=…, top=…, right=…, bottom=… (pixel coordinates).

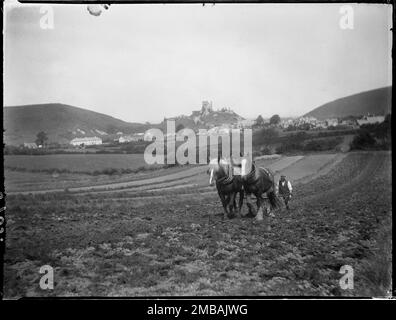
left=4, top=2, right=392, bottom=123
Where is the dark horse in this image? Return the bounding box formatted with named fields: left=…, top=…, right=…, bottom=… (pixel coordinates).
left=240, top=156, right=281, bottom=227
left=208, top=157, right=244, bottom=219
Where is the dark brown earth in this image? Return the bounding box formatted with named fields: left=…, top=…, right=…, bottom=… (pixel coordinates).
left=4, top=152, right=392, bottom=297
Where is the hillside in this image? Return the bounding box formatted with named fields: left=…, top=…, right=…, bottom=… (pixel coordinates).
left=304, top=87, right=392, bottom=120
left=159, top=102, right=244, bottom=131
left=3, top=103, right=150, bottom=146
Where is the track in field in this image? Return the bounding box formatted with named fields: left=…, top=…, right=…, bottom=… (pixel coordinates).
left=8, top=153, right=336, bottom=196
left=78, top=153, right=344, bottom=198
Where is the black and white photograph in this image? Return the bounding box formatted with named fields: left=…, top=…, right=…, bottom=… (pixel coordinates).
left=2, top=1, right=393, bottom=300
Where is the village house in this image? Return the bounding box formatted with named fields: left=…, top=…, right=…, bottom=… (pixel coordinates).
left=236, top=119, right=256, bottom=129
left=280, top=119, right=295, bottom=129
left=281, top=116, right=319, bottom=129
left=339, top=118, right=358, bottom=127
left=279, top=116, right=346, bottom=130
left=196, top=130, right=208, bottom=136
left=326, top=118, right=339, bottom=127
left=118, top=133, right=145, bottom=143
left=23, top=142, right=38, bottom=149
left=165, top=132, right=176, bottom=140
left=218, top=126, right=231, bottom=135
left=311, top=120, right=327, bottom=129
left=357, top=115, right=385, bottom=126
left=119, top=135, right=133, bottom=143
left=70, top=136, right=102, bottom=146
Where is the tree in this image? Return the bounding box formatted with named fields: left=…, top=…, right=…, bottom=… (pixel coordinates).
left=106, top=125, right=118, bottom=134
left=255, top=115, right=265, bottom=127
left=269, top=114, right=281, bottom=126
left=35, top=131, right=48, bottom=147
left=350, top=130, right=376, bottom=150
left=253, top=127, right=279, bottom=146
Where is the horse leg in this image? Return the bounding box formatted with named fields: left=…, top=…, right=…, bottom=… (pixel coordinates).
left=233, top=195, right=240, bottom=218
left=263, top=193, right=274, bottom=217
left=255, top=194, right=264, bottom=221
left=258, top=197, right=268, bottom=216
left=256, top=194, right=271, bottom=231
left=237, top=190, right=244, bottom=217
left=218, top=189, right=229, bottom=219
left=245, top=193, right=256, bottom=217
left=228, top=192, right=236, bottom=218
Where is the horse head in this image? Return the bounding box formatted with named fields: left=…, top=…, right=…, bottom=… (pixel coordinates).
left=208, top=157, right=231, bottom=186
left=240, top=153, right=254, bottom=178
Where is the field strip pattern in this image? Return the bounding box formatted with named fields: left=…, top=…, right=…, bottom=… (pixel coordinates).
left=68, top=152, right=386, bottom=204
left=7, top=155, right=290, bottom=194
left=7, top=153, right=346, bottom=196
left=272, top=154, right=340, bottom=183
left=266, top=155, right=304, bottom=173
left=134, top=154, right=336, bottom=195
left=76, top=156, right=304, bottom=195
left=7, top=165, right=208, bottom=195
left=66, top=154, right=342, bottom=199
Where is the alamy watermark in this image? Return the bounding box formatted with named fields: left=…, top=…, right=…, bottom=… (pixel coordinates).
left=143, top=120, right=253, bottom=165
left=39, top=265, right=54, bottom=290
left=339, top=5, right=354, bottom=30
left=339, top=265, right=354, bottom=290
left=39, top=6, right=54, bottom=30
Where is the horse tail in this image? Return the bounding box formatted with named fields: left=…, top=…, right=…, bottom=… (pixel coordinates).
left=268, top=170, right=281, bottom=210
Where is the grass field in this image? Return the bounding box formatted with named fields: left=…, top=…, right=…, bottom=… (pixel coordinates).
left=4, top=153, right=284, bottom=194
left=5, top=154, right=155, bottom=173
left=4, top=151, right=392, bottom=297
left=4, top=153, right=180, bottom=193
left=5, top=164, right=193, bottom=193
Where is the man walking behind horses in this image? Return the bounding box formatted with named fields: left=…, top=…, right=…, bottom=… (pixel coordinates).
left=278, top=175, right=292, bottom=210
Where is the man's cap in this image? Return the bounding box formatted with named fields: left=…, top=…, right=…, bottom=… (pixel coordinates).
left=281, top=175, right=286, bottom=177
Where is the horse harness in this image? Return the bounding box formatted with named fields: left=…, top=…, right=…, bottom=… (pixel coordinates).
left=215, top=161, right=272, bottom=188
left=216, top=164, right=240, bottom=186
left=245, top=162, right=272, bottom=184
left=244, top=163, right=273, bottom=190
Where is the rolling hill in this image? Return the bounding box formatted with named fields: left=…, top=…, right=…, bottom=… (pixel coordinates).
left=3, top=103, right=150, bottom=146
left=304, top=87, right=392, bottom=120
left=3, top=102, right=245, bottom=146
left=159, top=102, right=244, bottom=131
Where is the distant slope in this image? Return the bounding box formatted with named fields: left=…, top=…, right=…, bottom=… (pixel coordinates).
left=159, top=105, right=244, bottom=131
left=304, top=87, right=392, bottom=120
left=3, top=103, right=150, bottom=145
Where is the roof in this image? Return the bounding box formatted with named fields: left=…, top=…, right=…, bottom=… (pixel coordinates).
left=71, top=136, right=102, bottom=142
